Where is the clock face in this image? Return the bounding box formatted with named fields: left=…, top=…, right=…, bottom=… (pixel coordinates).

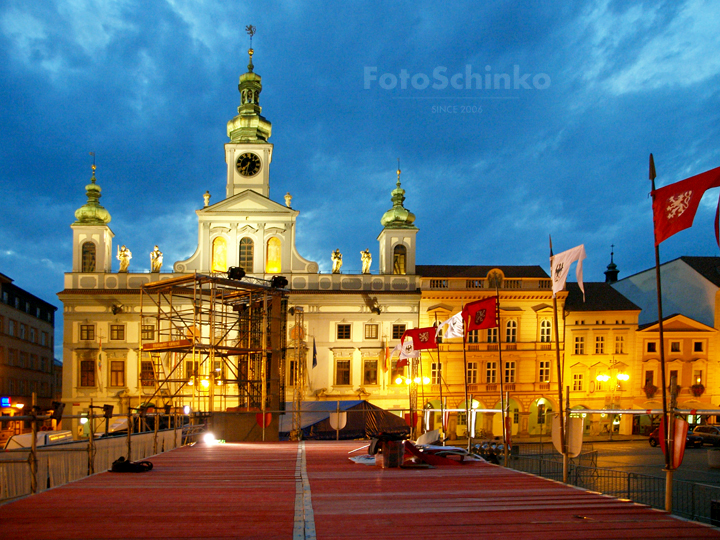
left=236, top=152, right=261, bottom=177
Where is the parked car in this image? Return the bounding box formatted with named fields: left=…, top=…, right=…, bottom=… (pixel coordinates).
left=648, top=427, right=703, bottom=448
left=691, top=425, right=720, bottom=446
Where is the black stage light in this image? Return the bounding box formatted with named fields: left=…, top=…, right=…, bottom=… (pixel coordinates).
left=228, top=266, right=246, bottom=280
left=271, top=275, right=288, bottom=288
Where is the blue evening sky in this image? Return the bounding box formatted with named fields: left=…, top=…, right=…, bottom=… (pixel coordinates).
left=1, top=1, right=720, bottom=359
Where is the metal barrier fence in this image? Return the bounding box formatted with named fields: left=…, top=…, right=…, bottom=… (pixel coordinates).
left=509, top=453, right=720, bottom=525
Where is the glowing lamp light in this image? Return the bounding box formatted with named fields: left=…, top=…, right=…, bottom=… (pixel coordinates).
left=405, top=378, right=411, bottom=385
left=395, top=377, right=403, bottom=385
left=413, top=377, right=421, bottom=384
left=617, top=373, right=629, bottom=382
left=79, top=417, right=88, bottom=425
left=200, top=378, right=210, bottom=389
left=188, top=379, right=194, bottom=386
left=596, top=374, right=610, bottom=382
left=203, top=432, right=216, bottom=445
left=423, top=377, right=430, bottom=385
left=183, top=405, right=191, bottom=415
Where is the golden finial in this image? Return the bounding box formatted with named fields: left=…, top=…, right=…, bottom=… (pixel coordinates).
left=246, top=25, right=256, bottom=72
left=396, top=158, right=401, bottom=186
left=89, top=152, right=96, bottom=182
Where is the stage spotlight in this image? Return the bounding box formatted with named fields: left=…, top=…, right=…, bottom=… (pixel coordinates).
left=228, top=266, right=245, bottom=280
left=271, top=275, right=288, bottom=288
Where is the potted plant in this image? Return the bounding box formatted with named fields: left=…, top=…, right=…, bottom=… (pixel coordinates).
left=691, top=383, right=705, bottom=397
left=643, top=383, right=658, bottom=398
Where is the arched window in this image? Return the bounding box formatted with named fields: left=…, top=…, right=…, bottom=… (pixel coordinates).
left=239, top=237, right=254, bottom=273
left=540, top=320, right=551, bottom=343
left=393, top=245, right=407, bottom=275
left=266, top=237, right=281, bottom=273
left=211, top=237, right=227, bottom=273
left=81, top=242, right=96, bottom=272
left=505, top=320, right=517, bottom=343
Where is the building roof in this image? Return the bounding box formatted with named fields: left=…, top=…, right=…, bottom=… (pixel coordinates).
left=415, top=265, right=549, bottom=279
left=565, top=282, right=640, bottom=312
left=678, top=256, right=720, bottom=287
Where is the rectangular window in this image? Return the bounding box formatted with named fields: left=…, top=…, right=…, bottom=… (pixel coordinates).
left=486, top=361, right=497, bottom=383
left=335, top=359, right=351, bottom=386
left=8, top=348, right=16, bottom=366
left=540, top=321, right=551, bottom=343
left=29, top=328, right=36, bottom=343
left=537, top=404, right=546, bottom=424
left=392, top=324, right=406, bottom=340
left=80, top=324, right=95, bottom=341
left=288, top=359, right=297, bottom=386
left=615, top=336, right=625, bottom=354
left=487, top=327, right=498, bottom=344
left=19, top=324, right=26, bottom=340
left=80, top=360, right=95, bottom=387
left=595, top=336, right=605, bottom=354
left=110, top=361, right=125, bottom=387
left=573, top=373, right=584, bottom=391
left=670, top=341, right=681, bottom=353
left=30, top=354, right=38, bottom=370
left=363, top=359, right=378, bottom=385
left=539, top=361, right=550, bottom=382
left=337, top=324, right=351, bottom=340
left=467, top=329, right=479, bottom=344
left=574, top=336, right=585, bottom=354
left=110, top=325, right=125, bottom=341
left=8, top=319, right=15, bottom=337
left=41, top=331, right=48, bottom=347
left=431, top=362, right=442, bottom=385
left=647, top=342, right=657, bottom=353
left=504, top=361, right=516, bottom=383
left=364, top=324, right=378, bottom=340
left=644, top=370, right=654, bottom=386
left=693, top=369, right=703, bottom=386
left=467, top=361, right=478, bottom=384
left=141, top=325, right=155, bottom=340
left=140, top=360, right=155, bottom=386
left=505, top=321, right=517, bottom=343
left=694, top=341, right=704, bottom=353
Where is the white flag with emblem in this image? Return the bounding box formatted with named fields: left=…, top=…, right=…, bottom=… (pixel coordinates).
left=435, top=312, right=464, bottom=339
left=550, top=244, right=586, bottom=298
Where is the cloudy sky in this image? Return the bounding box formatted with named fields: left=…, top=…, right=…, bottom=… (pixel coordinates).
left=2, top=0, right=720, bottom=359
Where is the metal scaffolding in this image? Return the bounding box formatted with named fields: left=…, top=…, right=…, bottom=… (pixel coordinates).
left=137, top=273, right=287, bottom=414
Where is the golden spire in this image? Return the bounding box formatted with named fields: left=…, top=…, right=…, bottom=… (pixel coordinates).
left=246, top=25, right=256, bottom=72
left=397, top=158, right=401, bottom=187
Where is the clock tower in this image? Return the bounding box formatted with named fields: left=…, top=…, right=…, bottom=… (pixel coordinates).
left=225, top=47, right=273, bottom=198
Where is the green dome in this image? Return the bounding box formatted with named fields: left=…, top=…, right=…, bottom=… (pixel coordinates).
left=380, top=172, right=416, bottom=229
left=74, top=167, right=111, bottom=225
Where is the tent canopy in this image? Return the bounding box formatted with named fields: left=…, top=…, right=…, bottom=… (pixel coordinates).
left=279, top=400, right=410, bottom=440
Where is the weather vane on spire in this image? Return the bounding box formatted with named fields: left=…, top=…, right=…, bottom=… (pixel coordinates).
left=245, top=25, right=256, bottom=71
left=397, top=158, right=401, bottom=185
left=89, top=151, right=96, bottom=179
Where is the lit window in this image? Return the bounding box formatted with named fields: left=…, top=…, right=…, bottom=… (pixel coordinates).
left=595, top=336, right=605, bottom=354
left=467, top=329, right=479, bottom=343
left=431, top=362, right=442, bottom=384
left=211, top=237, right=228, bottom=273
left=110, top=325, right=125, bottom=341
left=574, top=336, right=585, bottom=354
left=266, top=237, right=281, bottom=273
left=539, top=361, right=550, bottom=382
left=540, top=320, right=551, bottom=343
left=140, top=360, right=155, bottom=387
left=487, top=327, right=498, bottom=344
left=110, top=361, right=125, bottom=387
left=141, top=325, right=155, bottom=340
left=363, top=359, right=378, bottom=385
left=573, top=373, right=584, bottom=391
left=365, top=324, right=378, bottom=340
left=615, top=336, right=625, bottom=354
left=80, top=324, right=95, bottom=341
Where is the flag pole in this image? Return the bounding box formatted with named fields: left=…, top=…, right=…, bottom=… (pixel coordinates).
left=488, top=271, right=508, bottom=467
left=550, top=236, right=568, bottom=484
left=650, top=153, right=674, bottom=512
left=462, top=308, right=471, bottom=452
left=434, top=313, right=445, bottom=444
